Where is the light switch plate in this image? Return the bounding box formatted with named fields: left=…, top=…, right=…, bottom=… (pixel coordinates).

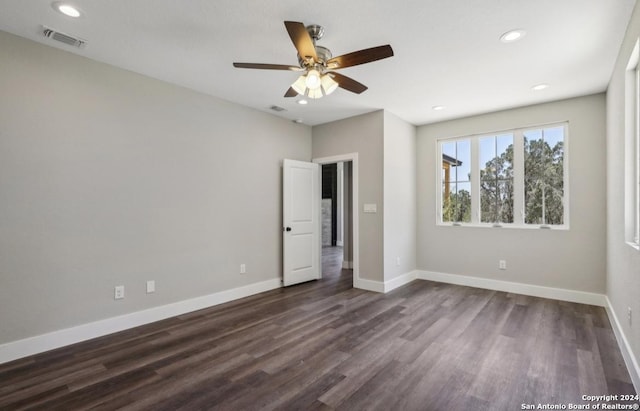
left=364, top=203, right=377, bottom=213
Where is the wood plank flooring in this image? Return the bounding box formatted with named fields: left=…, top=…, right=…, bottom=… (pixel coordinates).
left=0, top=247, right=636, bottom=410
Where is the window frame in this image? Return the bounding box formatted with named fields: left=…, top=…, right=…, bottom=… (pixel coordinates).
left=436, top=122, right=569, bottom=230
left=634, top=65, right=640, bottom=247
left=625, top=39, right=640, bottom=250
left=440, top=137, right=473, bottom=224
left=478, top=133, right=516, bottom=225
left=636, top=66, right=640, bottom=247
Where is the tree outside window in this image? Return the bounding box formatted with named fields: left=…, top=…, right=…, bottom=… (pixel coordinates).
left=480, top=134, right=514, bottom=224
left=524, top=127, right=564, bottom=225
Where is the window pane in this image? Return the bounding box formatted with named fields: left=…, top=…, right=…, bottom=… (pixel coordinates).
left=442, top=141, right=456, bottom=158
left=524, top=127, right=564, bottom=225
left=442, top=182, right=452, bottom=222
left=441, top=139, right=471, bottom=223
left=455, top=182, right=472, bottom=223
left=497, top=180, right=514, bottom=223
left=479, top=134, right=513, bottom=223
left=442, top=182, right=472, bottom=223
left=454, top=140, right=471, bottom=182
left=544, top=126, right=563, bottom=149
left=481, top=180, right=514, bottom=223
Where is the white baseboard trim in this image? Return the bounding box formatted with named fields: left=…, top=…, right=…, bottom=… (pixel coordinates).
left=416, top=270, right=606, bottom=307
left=384, top=270, right=419, bottom=293
left=354, top=276, right=385, bottom=293
left=0, top=278, right=282, bottom=365
left=342, top=260, right=353, bottom=269
left=353, top=270, right=419, bottom=294
left=604, top=297, right=640, bottom=393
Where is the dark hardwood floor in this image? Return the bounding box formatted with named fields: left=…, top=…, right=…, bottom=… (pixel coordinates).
left=0, top=247, right=636, bottom=410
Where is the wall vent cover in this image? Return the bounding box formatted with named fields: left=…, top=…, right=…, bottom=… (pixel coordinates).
left=43, top=26, right=86, bottom=48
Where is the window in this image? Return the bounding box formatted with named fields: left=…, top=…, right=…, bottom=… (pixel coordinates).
left=480, top=134, right=514, bottom=223
left=441, top=140, right=471, bottom=223
left=438, top=123, right=568, bottom=228
left=524, top=126, right=565, bottom=225
left=636, top=66, right=640, bottom=246
left=634, top=53, right=640, bottom=246
left=625, top=40, right=640, bottom=248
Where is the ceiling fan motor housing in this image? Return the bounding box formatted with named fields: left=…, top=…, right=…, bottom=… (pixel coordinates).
left=298, top=45, right=332, bottom=68
left=296, top=25, right=331, bottom=69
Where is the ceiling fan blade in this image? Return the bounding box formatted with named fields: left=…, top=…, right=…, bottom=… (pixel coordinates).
left=284, top=21, right=317, bottom=62
left=327, top=45, right=394, bottom=69
left=284, top=87, right=298, bottom=97
left=233, top=63, right=303, bottom=71
left=330, top=72, right=368, bottom=94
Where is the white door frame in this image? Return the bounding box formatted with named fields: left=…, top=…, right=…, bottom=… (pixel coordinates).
left=312, top=153, right=359, bottom=289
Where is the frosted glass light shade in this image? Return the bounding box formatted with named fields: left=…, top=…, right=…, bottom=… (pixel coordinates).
left=307, top=87, right=324, bottom=99
left=292, top=75, right=307, bottom=95
left=321, top=74, right=338, bottom=95
left=305, top=69, right=321, bottom=89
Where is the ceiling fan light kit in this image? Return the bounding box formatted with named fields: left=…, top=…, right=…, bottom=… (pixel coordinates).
left=233, top=21, right=393, bottom=99
left=292, top=71, right=339, bottom=99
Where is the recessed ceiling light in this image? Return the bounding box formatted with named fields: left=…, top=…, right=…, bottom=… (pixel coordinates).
left=499, top=29, right=526, bottom=43
left=52, top=2, right=82, bottom=18
left=293, top=119, right=304, bottom=124
left=432, top=105, right=446, bottom=111
left=297, top=99, right=308, bottom=105
left=532, top=84, right=549, bottom=91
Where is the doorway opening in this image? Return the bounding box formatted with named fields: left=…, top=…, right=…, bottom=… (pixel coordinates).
left=314, top=154, right=359, bottom=289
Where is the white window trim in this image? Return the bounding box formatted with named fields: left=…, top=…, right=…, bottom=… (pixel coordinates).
left=634, top=64, right=640, bottom=248
left=625, top=39, right=640, bottom=250
left=436, top=122, right=570, bottom=230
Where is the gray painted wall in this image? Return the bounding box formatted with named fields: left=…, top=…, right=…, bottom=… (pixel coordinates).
left=312, top=110, right=417, bottom=284
left=417, top=94, right=607, bottom=293
left=606, top=0, right=640, bottom=376
left=0, top=31, right=311, bottom=345
left=312, top=111, right=385, bottom=282
left=383, top=111, right=417, bottom=280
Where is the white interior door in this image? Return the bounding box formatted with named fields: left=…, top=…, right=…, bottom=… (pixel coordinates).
left=283, top=159, right=320, bottom=286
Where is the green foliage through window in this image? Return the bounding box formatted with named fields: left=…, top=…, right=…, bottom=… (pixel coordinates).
left=524, top=127, right=564, bottom=225
left=480, top=134, right=514, bottom=224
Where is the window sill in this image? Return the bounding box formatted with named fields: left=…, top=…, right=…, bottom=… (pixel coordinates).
left=437, top=222, right=569, bottom=231
left=626, top=241, right=640, bottom=251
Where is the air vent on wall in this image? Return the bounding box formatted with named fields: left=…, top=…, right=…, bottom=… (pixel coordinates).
left=42, top=26, right=86, bottom=48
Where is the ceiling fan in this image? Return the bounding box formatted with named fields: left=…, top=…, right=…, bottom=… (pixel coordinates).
left=233, top=21, right=394, bottom=99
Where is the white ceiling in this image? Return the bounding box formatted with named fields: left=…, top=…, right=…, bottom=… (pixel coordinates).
left=0, top=0, right=636, bottom=126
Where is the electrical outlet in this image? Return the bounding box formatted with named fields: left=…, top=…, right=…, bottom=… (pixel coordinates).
left=146, top=280, right=155, bottom=294
left=114, top=285, right=125, bottom=300
left=499, top=260, right=507, bottom=270
left=628, top=307, right=632, bottom=326
left=240, top=264, right=246, bottom=274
